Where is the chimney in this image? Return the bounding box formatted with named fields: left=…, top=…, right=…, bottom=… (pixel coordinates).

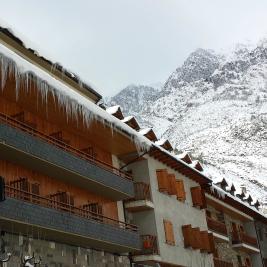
left=240, top=184, right=247, bottom=195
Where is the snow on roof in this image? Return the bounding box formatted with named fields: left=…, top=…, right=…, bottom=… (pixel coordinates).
left=106, top=105, right=121, bottom=115
left=210, top=183, right=267, bottom=219
left=122, top=116, right=134, bottom=123
left=155, top=138, right=167, bottom=146
left=0, top=19, right=101, bottom=100
left=139, top=128, right=152, bottom=136
left=0, top=43, right=151, bottom=152
left=176, top=152, right=188, bottom=159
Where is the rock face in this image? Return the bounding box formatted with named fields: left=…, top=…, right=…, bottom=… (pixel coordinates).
left=108, top=41, right=267, bottom=203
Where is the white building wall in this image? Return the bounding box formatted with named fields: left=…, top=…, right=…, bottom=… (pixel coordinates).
left=143, top=156, right=213, bottom=267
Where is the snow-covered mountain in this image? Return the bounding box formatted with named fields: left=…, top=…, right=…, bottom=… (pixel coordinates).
left=108, top=42, right=267, bottom=204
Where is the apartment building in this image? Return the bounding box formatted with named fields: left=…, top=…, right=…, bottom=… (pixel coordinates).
left=0, top=25, right=146, bottom=266
left=205, top=179, right=266, bottom=267
left=1, top=22, right=267, bottom=267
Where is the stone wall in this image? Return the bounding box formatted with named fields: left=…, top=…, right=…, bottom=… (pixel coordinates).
left=207, top=206, right=252, bottom=267
left=0, top=232, right=130, bottom=267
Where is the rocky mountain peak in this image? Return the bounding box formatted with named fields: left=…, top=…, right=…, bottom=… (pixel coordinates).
left=108, top=41, right=267, bottom=203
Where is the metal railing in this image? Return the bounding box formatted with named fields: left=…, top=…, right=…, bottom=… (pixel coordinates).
left=5, top=185, right=138, bottom=232
left=206, top=216, right=228, bottom=236
left=214, top=258, right=234, bottom=267
left=0, top=112, right=132, bottom=181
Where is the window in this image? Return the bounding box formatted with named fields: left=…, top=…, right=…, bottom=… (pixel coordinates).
left=163, top=220, right=175, bottom=245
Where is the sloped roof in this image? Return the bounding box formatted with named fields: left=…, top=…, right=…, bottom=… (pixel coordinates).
left=0, top=24, right=102, bottom=102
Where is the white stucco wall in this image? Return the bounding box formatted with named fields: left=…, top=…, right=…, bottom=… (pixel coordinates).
left=146, top=156, right=213, bottom=267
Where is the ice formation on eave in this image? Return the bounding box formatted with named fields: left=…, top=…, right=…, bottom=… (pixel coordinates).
left=0, top=19, right=100, bottom=96
left=0, top=43, right=151, bottom=152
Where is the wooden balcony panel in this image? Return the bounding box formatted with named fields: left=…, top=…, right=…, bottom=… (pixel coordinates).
left=207, top=216, right=228, bottom=236
left=0, top=113, right=134, bottom=199
left=214, top=258, right=234, bottom=267
left=232, top=232, right=258, bottom=248
left=134, top=235, right=159, bottom=256
left=0, top=112, right=132, bottom=180
left=0, top=184, right=140, bottom=252
left=132, top=182, right=152, bottom=201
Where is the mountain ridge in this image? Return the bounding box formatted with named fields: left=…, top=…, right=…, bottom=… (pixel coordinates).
left=108, top=42, right=267, bottom=207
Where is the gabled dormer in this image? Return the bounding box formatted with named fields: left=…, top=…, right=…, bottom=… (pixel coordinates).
left=106, top=105, right=124, bottom=120
left=155, top=139, right=173, bottom=152
left=176, top=152, right=192, bottom=164
left=191, top=160, right=204, bottom=172
left=139, top=128, right=157, bottom=142
left=122, top=116, right=140, bottom=131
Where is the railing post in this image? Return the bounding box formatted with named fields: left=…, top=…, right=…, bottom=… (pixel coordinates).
left=0, top=176, right=5, bottom=202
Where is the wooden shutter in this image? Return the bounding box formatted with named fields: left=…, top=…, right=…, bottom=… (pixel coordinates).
left=191, top=227, right=201, bottom=249
left=182, top=224, right=192, bottom=248
left=191, top=186, right=206, bottom=209
left=208, top=233, right=216, bottom=255
left=163, top=220, right=175, bottom=245
left=200, top=231, right=210, bottom=253
left=176, top=179, right=186, bottom=202
left=156, top=169, right=169, bottom=193
left=167, top=174, right=177, bottom=195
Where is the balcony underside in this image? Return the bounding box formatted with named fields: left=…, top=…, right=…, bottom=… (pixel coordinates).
left=232, top=243, right=260, bottom=254
left=125, top=200, right=154, bottom=212
left=133, top=256, right=185, bottom=267
left=209, top=231, right=229, bottom=243
left=0, top=198, right=140, bottom=253
left=0, top=123, right=134, bottom=200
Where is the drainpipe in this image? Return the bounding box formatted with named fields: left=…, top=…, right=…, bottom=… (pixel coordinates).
left=254, top=220, right=265, bottom=267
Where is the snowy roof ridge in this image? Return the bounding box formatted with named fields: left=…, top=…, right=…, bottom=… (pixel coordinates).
left=0, top=21, right=101, bottom=101
left=210, top=179, right=266, bottom=219
left=155, top=138, right=168, bottom=146
left=106, top=105, right=121, bottom=115
left=211, top=183, right=267, bottom=219
left=122, top=116, right=134, bottom=123
left=0, top=43, right=151, bottom=152
left=138, top=127, right=152, bottom=135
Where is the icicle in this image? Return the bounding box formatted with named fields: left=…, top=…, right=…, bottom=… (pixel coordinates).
left=0, top=45, right=152, bottom=152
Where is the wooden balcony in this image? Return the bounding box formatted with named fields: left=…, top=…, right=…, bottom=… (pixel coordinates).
left=0, top=184, right=140, bottom=252
left=132, top=235, right=161, bottom=264
left=125, top=182, right=154, bottom=212
left=214, top=258, right=234, bottom=267
left=232, top=231, right=260, bottom=253
left=0, top=112, right=134, bottom=199
left=207, top=216, right=229, bottom=242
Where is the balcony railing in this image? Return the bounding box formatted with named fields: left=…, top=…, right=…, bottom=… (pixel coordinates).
left=0, top=112, right=132, bottom=181
left=4, top=185, right=137, bottom=232
left=135, top=235, right=159, bottom=255
left=232, top=231, right=258, bottom=248
left=214, top=258, right=234, bottom=267
left=132, top=182, right=152, bottom=201
left=207, top=216, right=228, bottom=236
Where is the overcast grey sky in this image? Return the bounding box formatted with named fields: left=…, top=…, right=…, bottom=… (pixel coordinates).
left=1, top=0, right=267, bottom=97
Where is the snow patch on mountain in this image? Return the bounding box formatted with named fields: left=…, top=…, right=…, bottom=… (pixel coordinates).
left=109, top=41, right=267, bottom=205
